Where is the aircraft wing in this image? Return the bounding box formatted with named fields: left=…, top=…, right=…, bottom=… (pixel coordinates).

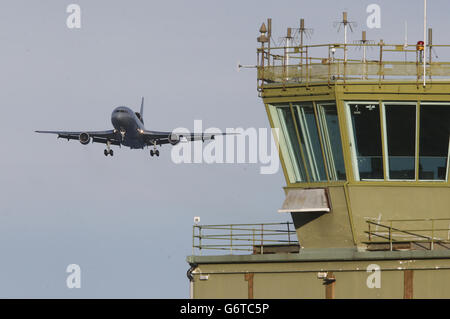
left=35, top=130, right=121, bottom=145
left=142, top=130, right=227, bottom=145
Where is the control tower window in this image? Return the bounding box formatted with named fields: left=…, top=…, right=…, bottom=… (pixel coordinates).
left=274, top=105, right=307, bottom=182
left=347, top=102, right=384, bottom=180
left=384, top=104, right=417, bottom=180
left=317, top=103, right=346, bottom=180
left=292, top=103, right=327, bottom=182
left=419, top=104, right=450, bottom=181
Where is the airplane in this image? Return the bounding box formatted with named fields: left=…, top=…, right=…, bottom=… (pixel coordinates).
left=36, top=98, right=225, bottom=157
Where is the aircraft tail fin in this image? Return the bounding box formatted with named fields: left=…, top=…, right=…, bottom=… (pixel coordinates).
left=139, top=97, right=144, bottom=125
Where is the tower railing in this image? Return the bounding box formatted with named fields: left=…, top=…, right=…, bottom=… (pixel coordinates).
left=256, top=43, right=450, bottom=88
left=364, top=218, right=450, bottom=251
left=192, top=222, right=299, bottom=256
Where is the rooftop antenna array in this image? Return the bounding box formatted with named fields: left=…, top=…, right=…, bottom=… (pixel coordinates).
left=277, top=19, right=314, bottom=67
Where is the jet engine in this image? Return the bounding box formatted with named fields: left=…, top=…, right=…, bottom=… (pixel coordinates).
left=79, top=132, right=91, bottom=145
left=168, top=133, right=180, bottom=145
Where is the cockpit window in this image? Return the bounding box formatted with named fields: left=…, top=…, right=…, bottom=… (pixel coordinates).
left=115, top=109, right=127, bottom=113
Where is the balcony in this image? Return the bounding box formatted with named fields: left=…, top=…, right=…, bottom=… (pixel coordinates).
left=192, top=222, right=299, bottom=256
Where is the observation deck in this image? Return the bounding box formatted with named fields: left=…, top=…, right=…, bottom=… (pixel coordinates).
left=256, top=25, right=450, bottom=88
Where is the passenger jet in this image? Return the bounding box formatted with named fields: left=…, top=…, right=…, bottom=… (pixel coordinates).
left=36, top=98, right=224, bottom=157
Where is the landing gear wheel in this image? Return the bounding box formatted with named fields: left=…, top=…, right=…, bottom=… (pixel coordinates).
left=155, top=150, right=160, bottom=157
left=109, top=149, right=114, bottom=156
left=104, top=149, right=108, bottom=156
left=150, top=149, right=154, bottom=157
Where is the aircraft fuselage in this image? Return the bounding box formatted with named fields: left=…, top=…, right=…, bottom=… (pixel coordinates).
left=111, top=106, right=146, bottom=149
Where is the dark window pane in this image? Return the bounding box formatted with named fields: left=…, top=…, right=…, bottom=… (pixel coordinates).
left=419, top=105, right=450, bottom=180
left=318, top=103, right=346, bottom=180
left=277, top=106, right=307, bottom=182
left=385, top=104, right=416, bottom=180
left=293, top=103, right=327, bottom=182
left=349, top=103, right=384, bottom=180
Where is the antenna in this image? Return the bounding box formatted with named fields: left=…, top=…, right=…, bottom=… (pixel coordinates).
left=404, top=21, right=408, bottom=49
left=298, top=18, right=313, bottom=65
left=428, top=27, right=433, bottom=64
left=404, top=21, right=408, bottom=62
left=334, top=11, right=357, bottom=62
left=236, top=60, right=257, bottom=72
left=267, top=18, right=272, bottom=66
left=298, top=18, right=314, bottom=44
left=354, top=31, right=374, bottom=80
left=285, top=27, right=292, bottom=66
left=423, top=0, right=427, bottom=87
left=354, top=31, right=374, bottom=61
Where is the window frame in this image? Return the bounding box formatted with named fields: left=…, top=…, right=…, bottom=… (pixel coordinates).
left=268, top=104, right=303, bottom=184
left=292, top=102, right=328, bottom=182
left=316, top=101, right=347, bottom=181
left=345, top=101, right=384, bottom=182
left=382, top=101, right=419, bottom=181
left=417, top=102, right=450, bottom=182
left=269, top=101, right=348, bottom=185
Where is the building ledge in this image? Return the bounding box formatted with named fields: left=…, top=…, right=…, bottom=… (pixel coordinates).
left=187, top=247, right=450, bottom=265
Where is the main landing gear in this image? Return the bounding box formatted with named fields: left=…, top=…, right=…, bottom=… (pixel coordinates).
left=150, top=149, right=159, bottom=157
left=104, top=141, right=114, bottom=156
left=104, top=149, right=114, bottom=156
left=150, top=141, right=159, bottom=157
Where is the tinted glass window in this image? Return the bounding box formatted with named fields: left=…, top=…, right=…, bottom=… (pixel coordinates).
left=317, top=103, right=346, bottom=180
left=292, top=103, right=327, bottom=182
left=276, top=106, right=307, bottom=182
left=348, top=103, right=384, bottom=180
left=419, top=105, right=450, bottom=180
left=385, top=104, right=416, bottom=180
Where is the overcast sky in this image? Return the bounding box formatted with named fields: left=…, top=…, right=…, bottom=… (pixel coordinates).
left=0, top=0, right=447, bottom=298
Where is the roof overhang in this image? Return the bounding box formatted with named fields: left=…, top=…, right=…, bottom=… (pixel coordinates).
left=278, top=188, right=331, bottom=213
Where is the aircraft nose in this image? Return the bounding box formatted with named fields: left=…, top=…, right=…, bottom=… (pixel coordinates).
left=112, top=110, right=132, bottom=129
left=112, top=111, right=125, bottom=127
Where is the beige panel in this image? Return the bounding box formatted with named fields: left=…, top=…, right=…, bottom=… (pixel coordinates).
left=414, top=269, right=450, bottom=298
left=334, top=270, right=403, bottom=299
left=348, top=186, right=450, bottom=244
left=194, top=274, right=247, bottom=299
left=192, top=259, right=450, bottom=298
left=253, top=273, right=324, bottom=299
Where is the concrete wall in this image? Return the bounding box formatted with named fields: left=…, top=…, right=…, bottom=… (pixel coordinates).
left=191, top=255, right=450, bottom=299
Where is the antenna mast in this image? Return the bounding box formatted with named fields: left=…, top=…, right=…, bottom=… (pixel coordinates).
left=343, top=12, right=349, bottom=62
left=423, top=0, right=427, bottom=87
left=334, top=12, right=356, bottom=63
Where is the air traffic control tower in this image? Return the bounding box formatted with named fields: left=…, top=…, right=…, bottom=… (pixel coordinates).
left=187, top=14, right=450, bottom=298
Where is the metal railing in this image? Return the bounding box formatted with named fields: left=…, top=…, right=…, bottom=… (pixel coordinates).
left=192, top=222, right=298, bottom=255
left=256, top=42, right=450, bottom=88
left=365, top=218, right=450, bottom=251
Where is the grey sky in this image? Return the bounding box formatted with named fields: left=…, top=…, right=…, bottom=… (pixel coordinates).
left=0, top=0, right=447, bottom=298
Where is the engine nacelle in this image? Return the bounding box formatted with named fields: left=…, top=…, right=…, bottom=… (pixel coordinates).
left=79, top=132, right=90, bottom=145
left=168, top=133, right=180, bottom=145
